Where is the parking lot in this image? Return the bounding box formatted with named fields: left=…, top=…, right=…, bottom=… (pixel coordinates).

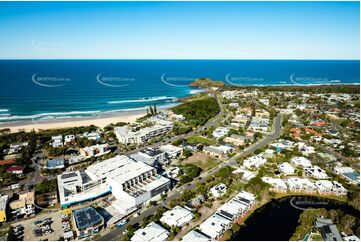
left=12, top=210, right=64, bottom=241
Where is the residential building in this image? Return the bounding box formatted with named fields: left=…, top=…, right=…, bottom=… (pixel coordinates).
left=130, top=148, right=167, bottom=166
left=333, top=166, right=360, bottom=185
left=6, top=165, right=25, bottom=176
left=159, top=144, right=183, bottom=160
left=314, top=180, right=347, bottom=196
left=278, top=162, right=295, bottom=175
left=203, top=145, right=233, bottom=157
left=304, top=166, right=328, bottom=179
left=261, top=177, right=288, bottom=192
left=224, top=134, right=249, bottom=146
left=80, top=144, right=110, bottom=158
left=232, top=168, right=256, bottom=181
left=64, top=135, right=75, bottom=145
left=209, top=183, right=227, bottom=198
left=199, top=214, right=232, bottom=240
left=9, top=191, right=35, bottom=217
left=242, top=155, right=267, bottom=169
left=182, top=230, right=210, bottom=241
left=83, top=131, right=101, bottom=141
left=131, top=222, right=169, bottom=241
left=291, top=157, right=312, bottom=168
left=73, top=207, right=104, bottom=239
left=0, top=195, right=8, bottom=222
left=314, top=218, right=342, bottom=241
left=285, top=177, right=317, bottom=193
left=52, top=135, right=63, bottom=148
left=212, top=127, right=229, bottom=139
left=160, top=206, right=194, bottom=227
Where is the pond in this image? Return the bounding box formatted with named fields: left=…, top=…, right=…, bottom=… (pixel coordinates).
left=232, top=196, right=359, bottom=241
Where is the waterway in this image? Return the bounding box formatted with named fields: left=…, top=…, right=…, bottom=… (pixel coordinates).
left=232, top=196, right=359, bottom=241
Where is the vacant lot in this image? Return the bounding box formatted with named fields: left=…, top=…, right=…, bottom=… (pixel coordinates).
left=182, top=152, right=220, bottom=171
left=186, top=135, right=217, bottom=145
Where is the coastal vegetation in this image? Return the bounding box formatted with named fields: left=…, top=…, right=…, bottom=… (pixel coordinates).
left=172, top=96, right=219, bottom=127
left=189, top=77, right=225, bottom=88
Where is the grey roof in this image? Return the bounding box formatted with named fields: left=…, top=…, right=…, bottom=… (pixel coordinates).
left=315, top=218, right=343, bottom=241
left=73, top=207, right=103, bottom=230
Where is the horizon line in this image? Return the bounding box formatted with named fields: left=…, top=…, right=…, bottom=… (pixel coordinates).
left=0, top=58, right=360, bottom=61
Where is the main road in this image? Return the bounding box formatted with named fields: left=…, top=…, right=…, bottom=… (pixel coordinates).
left=98, top=113, right=283, bottom=241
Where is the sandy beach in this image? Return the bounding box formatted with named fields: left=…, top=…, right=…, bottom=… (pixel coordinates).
left=0, top=112, right=146, bottom=133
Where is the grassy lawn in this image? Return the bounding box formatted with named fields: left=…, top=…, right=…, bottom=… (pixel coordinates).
left=183, top=153, right=220, bottom=171
left=186, top=135, right=217, bottom=145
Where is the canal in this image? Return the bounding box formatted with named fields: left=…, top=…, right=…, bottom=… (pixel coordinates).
left=232, top=196, right=359, bottom=241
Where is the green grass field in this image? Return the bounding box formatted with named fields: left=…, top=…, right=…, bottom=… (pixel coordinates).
left=186, top=135, right=217, bottom=145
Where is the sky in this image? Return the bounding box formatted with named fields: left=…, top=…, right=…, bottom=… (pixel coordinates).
left=0, top=1, right=359, bottom=60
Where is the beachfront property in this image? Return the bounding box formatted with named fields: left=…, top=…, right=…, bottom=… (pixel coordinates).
left=285, top=177, right=317, bottom=193
left=51, top=135, right=63, bottom=148
left=304, top=166, right=329, bottom=179
left=291, top=156, right=312, bottom=168
left=64, top=134, right=76, bottom=145
left=9, top=191, right=35, bottom=217
left=57, top=155, right=170, bottom=212
left=159, top=206, right=194, bottom=227
left=203, top=145, right=233, bottom=157
left=72, top=207, right=104, bottom=239
left=182, top=230, right=210, bottom=241
left=6, top=142, right=29, bottom=154
left=130, top=147, right=167, bottom=167
left=115, top=122, right=172, bottom=146
left=199, top=213, right=232, bottom=240
left=242, top=155, right=267, bottom=169
left=46, top=158, right=65, bottom=170
left=209, top=183, right=227, bottom=198
left=83, top=131, right=101, bottom=141
left=212, top=127, right=229, bottom=139
left=314, top=180, right=347, bottom=196
left=333, top=166, right=360, bottom=185
left=0, top=195, right=8, bottom=222
left=278, top=162, right=295, bottom=175
left=131, top=222, right=169, bottom=241
left=261, top=177, right=288, bottom=192
left=79, top=144, right=110, bottom=158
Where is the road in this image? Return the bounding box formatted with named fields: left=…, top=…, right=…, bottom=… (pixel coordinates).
left=98, top=113, right=283, bottom=241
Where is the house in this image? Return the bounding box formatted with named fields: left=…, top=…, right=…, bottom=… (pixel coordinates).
left=47, top=158, right=65, bottom=170
left=8, top=142, right=28, bottom=154
left=162, top=167, right=180, bottom=179
left=203, top=145, right=233, bottom=157
left=0, top=195, right=8, bottom=222
left=9, top=191, right=35, bottom=217
left=209, top=183, right=227, bottom=198
left=64, top=135, right=75, bottom=145
left=131, top=222, right=169, bottom=241
left=291, top=157, right=312, bottom=168
left=224, top=134, right=249, bottom=146
left=242, top=155, right=267, bottom=169
left=270, top=139, right=295, bottom=151
left=217, top=197, right=249, bottom=221
left=296, top=142, right=315, bottom=156
left=72, top=207, right=104, bottom=239
left=232, top=168, right=257, bottom=181
left=212, top=127, right=229, bottom=139
left=6, top=165, right=25, bottom=176
left=160, top=206, right=194, bottom=227
left=199, top=214, right=232, bottom=240
left=52, top=135, right=63, bottom=148
left=234, top=191, right=257, bottom=209
left=83, top=131, right=101, bottom=141
left=314, top=218, right=342, bottom=241
left=182, top=230, right=210, bottom=241
left=262, top=177, right=288, bottom=192
left=304, top=166, right=328, bottom=179
left=278, top=162, right=295, bottom=175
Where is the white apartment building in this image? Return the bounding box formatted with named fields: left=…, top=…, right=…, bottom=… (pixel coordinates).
left=285, top=177, right=317, bottom=193
left=130, top=148, right=167, bottom=166
left=210, top=183, right=227, bottom=198
left=115, top=123, right=172, bottom=146
left=80, top=144, right=110, bottom=158
left=315, top=180, right=347, bottom=196
left=199, top=214, right=232, bottom=240
left=203, top=145, right=233, bottom=157
left=131, top=222, right=169, bottom=241
left=182, top=230, right=210, bottom=241
left=159, top=144, right=183, bottom=160
left=262, top=177, right=288, bottom=192
left=212, top=127, right=229, bottom=139
left=57, top=155, right=170, bottom=212
left=52, top=135, right=63, bottom=148
left=160, top=206, right=194, bottom=227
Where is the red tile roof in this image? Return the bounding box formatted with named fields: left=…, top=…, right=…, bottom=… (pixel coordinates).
left=0, top=159, right=16, bottom=166
left=6, top=165, right=24, bottom=172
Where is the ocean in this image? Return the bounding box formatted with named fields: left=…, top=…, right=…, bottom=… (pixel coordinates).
left=0, top=60, right=359, bottom=124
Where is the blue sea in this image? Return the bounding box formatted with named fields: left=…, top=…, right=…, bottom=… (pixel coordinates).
left=0, top=60, right=359, bottom=124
